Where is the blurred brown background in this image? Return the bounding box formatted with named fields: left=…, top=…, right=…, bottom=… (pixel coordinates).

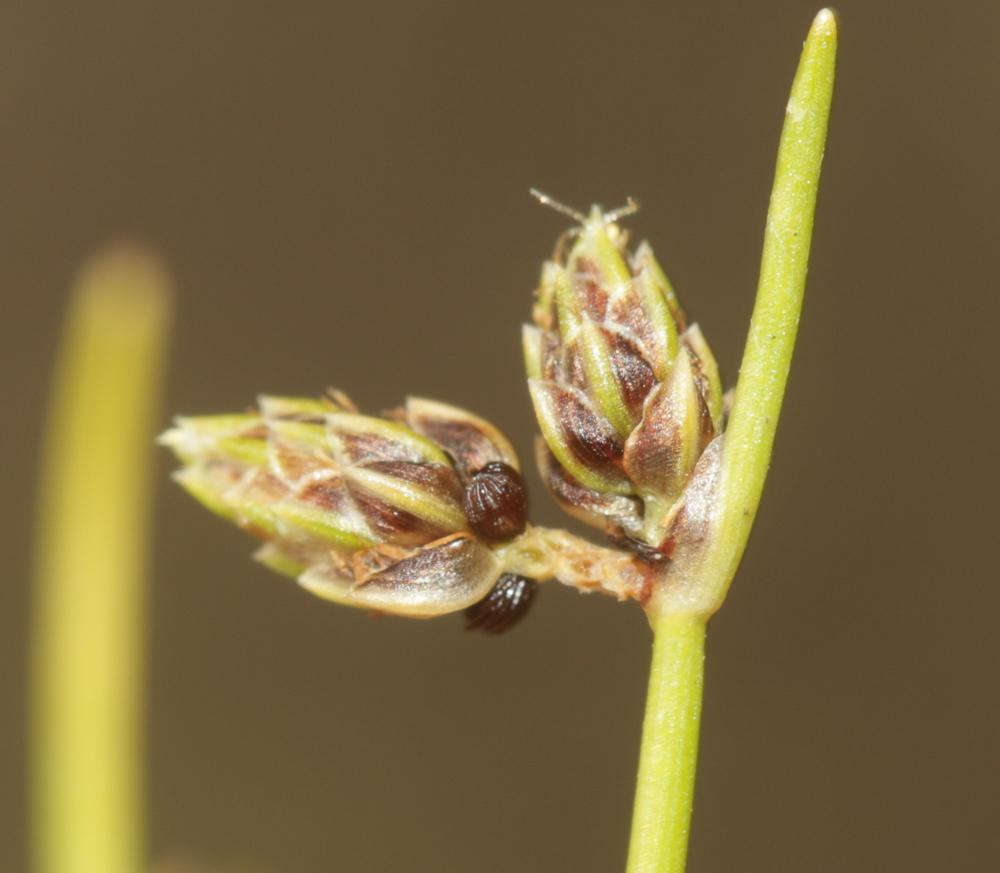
left=3, top=1, right=998, bottom=871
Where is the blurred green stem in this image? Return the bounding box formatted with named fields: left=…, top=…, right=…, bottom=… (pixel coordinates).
left=31, top=247, right=171, bottom=873
left=625, top=10, right=837, bottom=873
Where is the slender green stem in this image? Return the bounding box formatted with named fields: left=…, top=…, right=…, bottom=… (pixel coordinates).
left=625, top=615, right=706, bottom=873
left=624, top=11, right=837, bottom=873
left=31, top=247, right=171, bottom=873
left=698, top=8, right=838, bottom=612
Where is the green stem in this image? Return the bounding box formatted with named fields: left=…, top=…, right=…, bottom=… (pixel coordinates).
left=698, top=8, right=838, bottom=611
left=624, top=10, right=837, bottom=873
left=31, top=247, right=171, bottom=873
left=625, top=615, right=706, bottom=873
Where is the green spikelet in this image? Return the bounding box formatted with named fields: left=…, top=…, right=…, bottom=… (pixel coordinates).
left=525, top=205, right=725, bottom=553
left=160, top=393, right=529, bottom=618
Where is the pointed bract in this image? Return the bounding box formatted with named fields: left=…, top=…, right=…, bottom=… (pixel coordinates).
left=404, top=397, right=520, bottom=477
left=299, top=534, right=502, bottom=618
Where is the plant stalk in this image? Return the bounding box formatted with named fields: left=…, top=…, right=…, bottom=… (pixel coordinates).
left=623, top=9, right=837, bottom=872
left=698, top=8, right=838, bottom=611
left=624, top=615, right=706, bottom=873
left=31, top=246, right=171, bottom=873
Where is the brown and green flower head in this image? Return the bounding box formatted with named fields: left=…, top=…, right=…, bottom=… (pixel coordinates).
left=162, top=205, right=732, bottom=622
left=524, top=200, right=726, bottom=559
left=160, top=393, right=540, bottom=631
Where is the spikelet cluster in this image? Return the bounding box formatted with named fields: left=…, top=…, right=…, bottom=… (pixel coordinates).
left=524, top=207, right=724, bottom=558
left=163, top=201, right=729, bottom=619
left=161, top=393, right=531, bottom=619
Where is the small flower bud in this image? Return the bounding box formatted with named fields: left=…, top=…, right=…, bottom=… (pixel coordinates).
left=525, top=207, right=725, bottom=554
left=160, top=393, right=531, bottom=619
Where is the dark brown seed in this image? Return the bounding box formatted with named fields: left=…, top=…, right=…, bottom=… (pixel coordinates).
left=463, top=462, right=528, bottom=542
left=464, top=574, right=539, bottom=634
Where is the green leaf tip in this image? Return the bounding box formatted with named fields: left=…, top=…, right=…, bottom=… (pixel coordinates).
left=812, top=8, right=838, bottom=37
left=662, top=5, right=837, bottom=618
left=624, top=15, right=838, bottom=873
